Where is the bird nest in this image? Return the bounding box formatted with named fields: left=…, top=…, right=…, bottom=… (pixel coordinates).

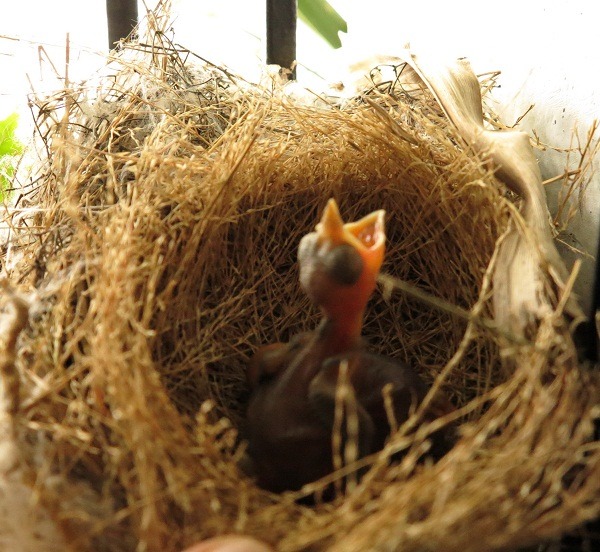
left=1, top=11, right=599, bottom=552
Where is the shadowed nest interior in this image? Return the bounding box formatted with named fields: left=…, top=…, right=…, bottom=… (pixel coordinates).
left=0, top=9, right=599, bottom=552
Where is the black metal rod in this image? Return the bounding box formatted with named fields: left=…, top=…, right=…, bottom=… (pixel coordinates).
left=573, top=225, right=600, bottom=363
left=106, top=0, right=139, bottom=51
left=266, top=0, right=297, bottom=78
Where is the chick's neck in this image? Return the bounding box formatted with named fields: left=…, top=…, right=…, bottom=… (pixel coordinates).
left=317, top=303, right=365, bottom=354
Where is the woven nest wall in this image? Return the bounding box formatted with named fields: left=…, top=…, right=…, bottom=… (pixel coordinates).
left=1, top=14, right=599, bottom=552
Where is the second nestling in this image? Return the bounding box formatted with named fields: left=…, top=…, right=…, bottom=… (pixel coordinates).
left=243, top=199, right=453, bottom=494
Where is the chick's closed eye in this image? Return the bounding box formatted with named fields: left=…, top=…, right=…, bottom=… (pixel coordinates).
left=322, top=243, right=364, bottom=285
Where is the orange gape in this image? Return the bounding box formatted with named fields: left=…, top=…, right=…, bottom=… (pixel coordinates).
left=244, top=199, right=452, bottom=493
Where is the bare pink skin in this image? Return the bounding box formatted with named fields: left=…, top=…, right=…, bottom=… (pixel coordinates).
left=182, top=535, right=273, bottom=552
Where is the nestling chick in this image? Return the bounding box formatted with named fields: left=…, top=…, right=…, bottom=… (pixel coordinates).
left=244, top=199, right=451, bottom=493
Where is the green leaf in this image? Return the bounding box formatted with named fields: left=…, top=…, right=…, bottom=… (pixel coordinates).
left=298, top=0, right=347, bottom=49
left=0, top=113, right=23, bottom=157
left=0, top=113, right=23, bottom=200
left=0, top=159, right=15, bottom=201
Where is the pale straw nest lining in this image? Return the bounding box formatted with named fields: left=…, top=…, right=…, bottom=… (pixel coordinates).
left=0, top=10, right=598, bottom=552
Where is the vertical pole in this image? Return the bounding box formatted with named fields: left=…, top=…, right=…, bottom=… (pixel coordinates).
left=106, top=0, right=139, bottom=51
left=266, top=0, right=297, bottom=79
left=574, top=227, right=600, bottom=363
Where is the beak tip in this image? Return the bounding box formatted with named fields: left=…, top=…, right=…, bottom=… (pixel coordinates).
left=324, top=198, right=341, bottom=218
left=318, top=198, right=344, bottom=238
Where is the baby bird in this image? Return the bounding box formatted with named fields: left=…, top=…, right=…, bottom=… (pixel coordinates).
left=244, top=199, right=450, bottom=493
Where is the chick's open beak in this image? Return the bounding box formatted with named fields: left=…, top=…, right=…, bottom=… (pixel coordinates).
left=316, top=199, right=386, bottom=277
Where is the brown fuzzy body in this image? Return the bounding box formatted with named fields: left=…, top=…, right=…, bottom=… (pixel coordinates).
left=245, top=328, right=446, bottom=493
